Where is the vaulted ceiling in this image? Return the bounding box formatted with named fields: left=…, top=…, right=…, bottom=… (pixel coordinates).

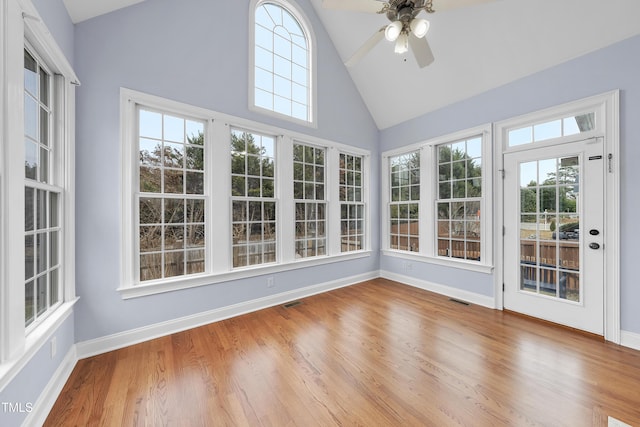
left=63, top=0, right=640, bottom=129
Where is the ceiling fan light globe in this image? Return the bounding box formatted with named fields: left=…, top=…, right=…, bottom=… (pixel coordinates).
left=394, top=32, right=409, bottom=54
left=385, top=21, right=402, bottom=42
left=410, top=18, right=430, bottom=38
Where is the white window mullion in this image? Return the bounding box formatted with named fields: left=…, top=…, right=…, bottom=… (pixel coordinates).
left=279, top=136, right=295, bottom=263
left=380, top=155, right=390, bottom=252
left=420, top=146, right=433, bottom=257
left=211, top=120, right=229, bottom=273
left=327, top=147, right=340, bottom=255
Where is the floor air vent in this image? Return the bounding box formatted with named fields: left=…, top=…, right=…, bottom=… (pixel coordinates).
left=283, top=301, right=302, bottom=309
left=449, top=298, right=470, bottom=306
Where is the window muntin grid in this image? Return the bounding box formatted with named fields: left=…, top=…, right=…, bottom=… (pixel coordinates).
left=24, top=48, right=61, bottom=328
left=293, top=143, right=326, bottom=258
left=231, top=129, right=277, bottom=267
left=389, top=152, right=419, bottom=252
left=340, top=153, right=364, bottom=252
left=254, top=2, right=310, bottom=122
left=508, top=112, right=596, bottom=147
left=137, top=108, right=206, bottom=281
left=436, top=137, right=482, bottom=261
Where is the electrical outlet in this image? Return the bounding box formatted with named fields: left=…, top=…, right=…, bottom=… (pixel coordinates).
left=50, top=336, right=57, bottom=359
left=266, top=276, right=275, bottom=288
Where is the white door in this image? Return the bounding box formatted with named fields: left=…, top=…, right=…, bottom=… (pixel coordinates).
left=503, top=138, right=604, bottom=334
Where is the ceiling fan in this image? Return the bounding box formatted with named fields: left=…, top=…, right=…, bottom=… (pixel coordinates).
left=322, top=0, right=495, bottom=68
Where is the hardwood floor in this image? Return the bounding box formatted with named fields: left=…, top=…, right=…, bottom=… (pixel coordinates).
left=45, top=278, right=640, bottom=426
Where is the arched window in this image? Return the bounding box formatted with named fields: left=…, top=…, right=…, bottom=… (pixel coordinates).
left=252, top=0, right=313, bottom=124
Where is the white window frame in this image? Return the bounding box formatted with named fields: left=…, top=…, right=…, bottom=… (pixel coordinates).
left=381, top=124, right=493, bottom=274
left=230, top=127, right=278, bottom=267
left=292, top=141, right=327, bottom=259
left=248, top=0, right=317, bottom=127
left=23, top=43, right=64, bottom=333
left=120, top=89, right=370, bottom=299
left=339, top=151, right=366, bottom=253
left=1, top=0, right=78, bottom=389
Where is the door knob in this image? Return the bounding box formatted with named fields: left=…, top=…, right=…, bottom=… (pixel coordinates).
left=589, top=242, right=600, bottom=250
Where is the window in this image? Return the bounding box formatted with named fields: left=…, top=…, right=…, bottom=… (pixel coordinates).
left=389, top=152, right=420, bottom=252
left=382, top=124, right=492, bottom=271
left=252, top=0, right=313, bottom=124
left=231, top=129, right=277, bottom=267
left=436, top=137, right=482, bottom=261
left=137, top=108, right=206, bottom=282
left=121, top=89, right=370, bottom=298
left=508, top=112, right=596, bottom=147
left=293, top=143, right=326, bottom=258
left=24, top=47, right=62, bottom=329
left=340, top=153, right=364, bottom=252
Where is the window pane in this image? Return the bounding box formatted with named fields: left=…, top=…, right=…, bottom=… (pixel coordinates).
left=24, top=50, right=38, bottom=94
left=25, top=235, right=34, bottom=280
left=24, top=94, right=38, bottom=140
left=534, top=120, right=561, bottom=142
left=139, top=110, right=163, bottom=139
left=164, top=115, right=184, bottom=143
left=25, top=139, right=38, bottom=179
left=25, top=281, right=35, bottom=326
left=508, top=126, right=532, bottom=147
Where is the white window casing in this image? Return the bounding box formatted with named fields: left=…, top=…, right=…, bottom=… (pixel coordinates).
left=382, top=124, right=493, bottom=274
left=120, top=88, right=371, bottom=299
left=248, top=0, right=317, bottom=127
left=1, top=0, right=78, bottom=389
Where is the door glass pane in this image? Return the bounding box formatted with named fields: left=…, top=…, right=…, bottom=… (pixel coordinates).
left=519, top=156, right=581, bottom=303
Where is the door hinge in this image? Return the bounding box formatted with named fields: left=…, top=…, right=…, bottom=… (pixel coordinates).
left=499, top=169, right=505, bottom=179
left=502, top=283, right=505, bottom=292
left=608, top=153, right=613, bottom=173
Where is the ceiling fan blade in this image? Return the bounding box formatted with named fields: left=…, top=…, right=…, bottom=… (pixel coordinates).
left=429, top=0, right=495, bottom=13
left=322, top=0, right=386, bottom=13
left=345, top=27, right=386, bottom=67
left=409, top=34, right=435, bottom=68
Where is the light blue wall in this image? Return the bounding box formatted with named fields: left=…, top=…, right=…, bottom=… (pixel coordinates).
left=31, top=0, right=74, bottom=66
left=0, top=315, right=75, bottom=426
left=73, top=0, right=379, bottom=342
left=380, top=34, right=640, bottom=335
left=0, top=2, right=76, bottom=425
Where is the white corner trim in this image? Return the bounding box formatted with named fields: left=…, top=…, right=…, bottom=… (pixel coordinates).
left=380, top=270, right=496, bottom=309
left=23, top=345, right=77, bottom=427
left=620, top=330, right=640, bottom=352
left=77, top=271, right=378, bottom=359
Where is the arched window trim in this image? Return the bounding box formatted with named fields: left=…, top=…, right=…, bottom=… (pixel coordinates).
left=249, top=0, right=317, bottom=128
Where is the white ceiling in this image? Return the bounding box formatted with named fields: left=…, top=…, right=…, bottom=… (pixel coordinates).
left=63, top=0, right=640, bottom=129
left=62, top=0, right=144, bottom=23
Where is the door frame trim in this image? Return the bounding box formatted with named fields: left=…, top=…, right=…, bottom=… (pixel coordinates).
left=494, top=91, right=620, bottom=343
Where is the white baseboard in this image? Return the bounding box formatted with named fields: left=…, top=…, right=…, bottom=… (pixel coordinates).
left=76, top=271, right=378, bottom=359
left=620, top=330, right=640, bottom=351
left=23, top=345, right=77, bottom=427
left=380, top=270, right=496, bottom=309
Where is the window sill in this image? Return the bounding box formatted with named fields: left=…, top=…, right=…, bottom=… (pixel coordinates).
left=0, top=298, right=78, bottom=392
left=118, top=250, right=372, bottom=299
left=381, top=249, right=494, bottom=274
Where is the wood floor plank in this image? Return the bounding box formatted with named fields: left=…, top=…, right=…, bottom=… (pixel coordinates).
left=44, top=279, right=640, bottom=426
